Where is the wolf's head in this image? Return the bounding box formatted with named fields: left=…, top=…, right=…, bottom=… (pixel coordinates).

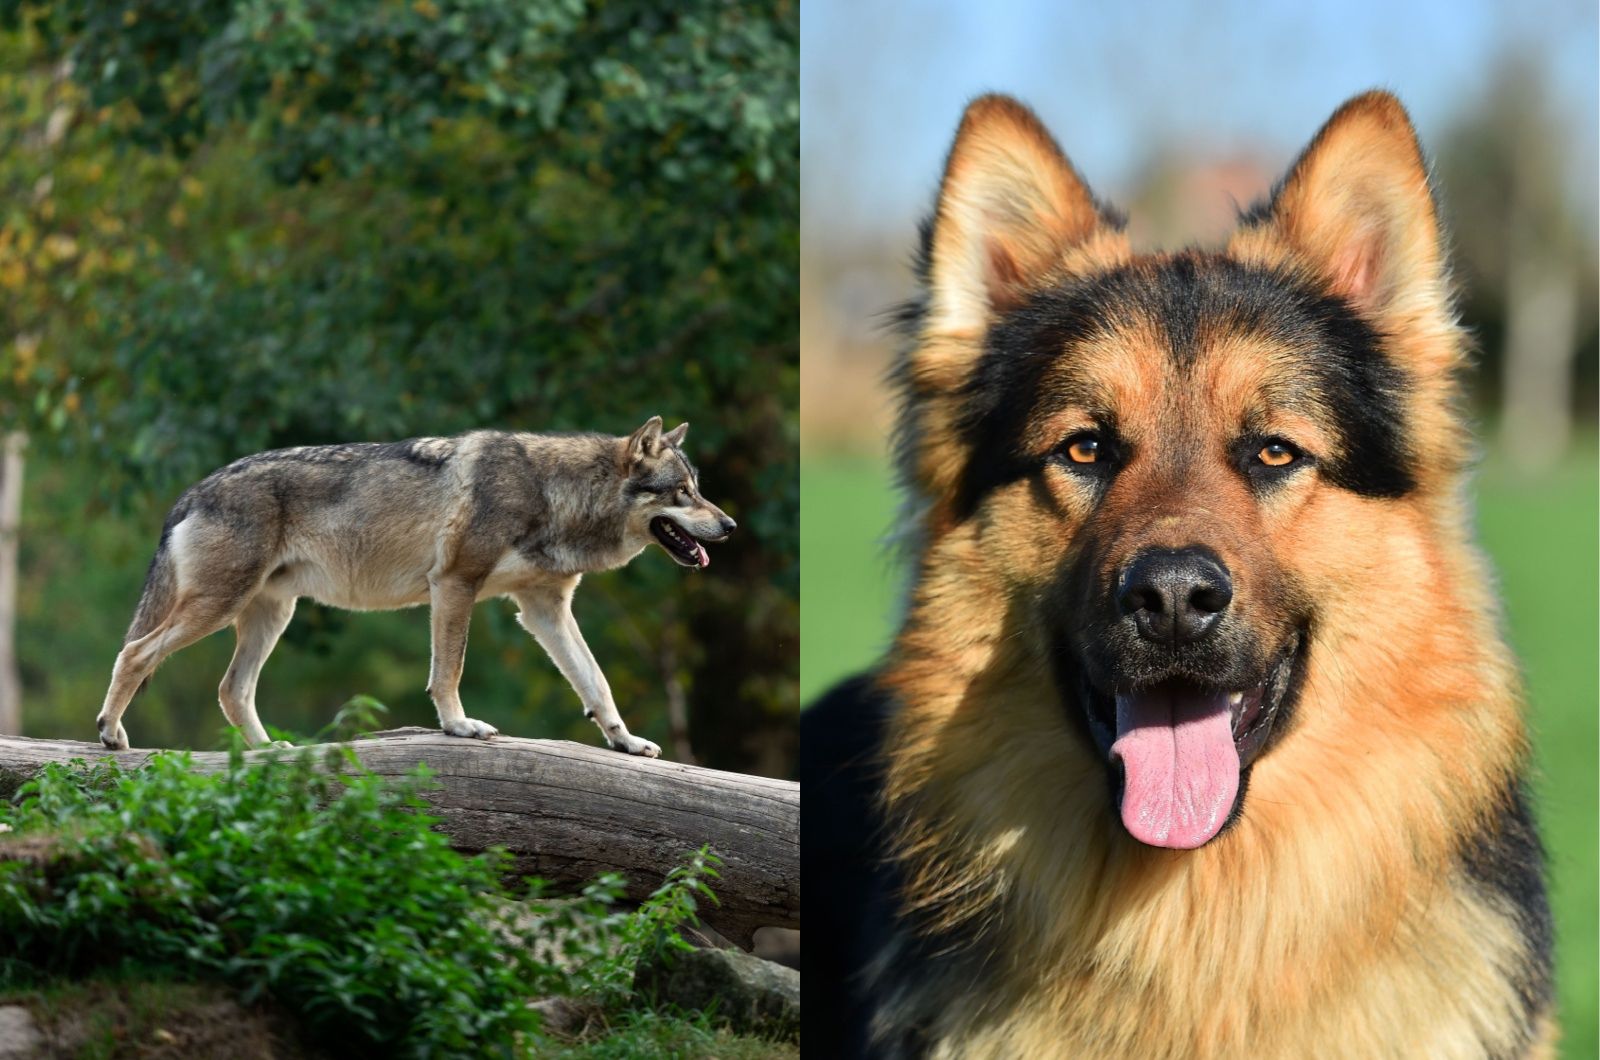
left=886, top=92, right=1500, bottom=852
left=621, top=416, right=736, bottom=569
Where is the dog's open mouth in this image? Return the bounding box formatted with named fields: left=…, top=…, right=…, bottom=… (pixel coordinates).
left=650, top=516, right=710, bottom=569
left=1078, top=635, right=1304, bottom=849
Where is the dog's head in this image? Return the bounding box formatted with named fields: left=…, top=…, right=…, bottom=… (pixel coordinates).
left=621, top=416, right=736, bottom=569
left=891, top=93, right=1468, bottom=849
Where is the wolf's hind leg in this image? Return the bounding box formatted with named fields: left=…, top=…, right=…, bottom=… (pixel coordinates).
left=97, top=635, right=156, bottom=751
left=427, top=575, right=497, bottom=740
left=96, top=594, right=243, bottom=750
left=219, top=593, right=296, bottom=747
left=513, top=587, right=661, bottom=758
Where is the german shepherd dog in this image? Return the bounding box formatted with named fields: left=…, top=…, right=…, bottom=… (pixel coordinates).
left=97, top=417, right=735, bottom=756
left=803, top=93, right=1553, bottom=1057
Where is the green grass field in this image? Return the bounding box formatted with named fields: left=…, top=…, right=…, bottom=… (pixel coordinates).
left=801, top=444, right=1598, bottom=1056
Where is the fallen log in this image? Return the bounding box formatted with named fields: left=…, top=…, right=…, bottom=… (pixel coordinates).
left=0, top=727, right=798, bottom=947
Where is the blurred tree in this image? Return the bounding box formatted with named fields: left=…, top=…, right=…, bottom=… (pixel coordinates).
left=0, top=433, right=20, bottom=734
left=0, top=2, right=798, bottom=773
left=1435, top=53, right=1598, bottom=471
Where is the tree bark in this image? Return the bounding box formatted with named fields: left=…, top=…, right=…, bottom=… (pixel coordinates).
left=0, top=727, right=798, bottom=947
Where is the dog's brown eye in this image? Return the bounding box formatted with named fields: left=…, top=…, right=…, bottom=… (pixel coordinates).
left=1066, top=438, right=1100, bottom=464
left=1257, top=442, right=1297, bottom=467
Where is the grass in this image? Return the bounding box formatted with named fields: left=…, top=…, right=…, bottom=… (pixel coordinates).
left=800, top=442, right=1598, bottom=1056
left=546, top=1009, right=800, bottom=1059
left=798, top=457, right=903, bottom=705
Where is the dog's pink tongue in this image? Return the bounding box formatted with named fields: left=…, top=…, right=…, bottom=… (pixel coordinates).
left=695, top=542, right=709, bottom=569
left=1111, top=687, right=1239, bottom=849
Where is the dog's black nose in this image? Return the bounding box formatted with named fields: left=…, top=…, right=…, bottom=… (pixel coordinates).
left=720, top=516, right=737, bottom=536
left=1117, top=548, right=1233, bottom=645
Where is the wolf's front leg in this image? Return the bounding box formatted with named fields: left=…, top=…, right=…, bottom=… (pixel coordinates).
left=513, top=587, right=661, bottom=758
left=427, top=575, right=498, bottom=740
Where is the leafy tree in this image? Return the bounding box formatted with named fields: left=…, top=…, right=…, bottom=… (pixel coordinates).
left=0, top=1, right=798, bottom=773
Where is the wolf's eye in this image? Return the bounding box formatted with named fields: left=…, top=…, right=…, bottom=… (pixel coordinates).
left=676, top=487, right=691, bottom=505
left=1256, top=441, right=1299, bottom=468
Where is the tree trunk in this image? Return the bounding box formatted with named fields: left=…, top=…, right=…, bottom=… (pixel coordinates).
left=1500, top=255, right=1577, bottom=473
left=0, top=432, right=23, bottom=736
left=0, top=727, right=799, bottom=947
left=1498, top=99, right=1578, bottom=474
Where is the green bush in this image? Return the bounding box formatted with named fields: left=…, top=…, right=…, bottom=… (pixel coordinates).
left=0, top=742, right=721, bottom=1057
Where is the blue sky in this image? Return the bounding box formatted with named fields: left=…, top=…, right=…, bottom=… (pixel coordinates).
left=802, top=0, right=1598, bottom=238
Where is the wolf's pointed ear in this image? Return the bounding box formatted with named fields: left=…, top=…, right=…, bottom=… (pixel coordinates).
left=662, top=422, right=688, bottom=448
left=926, top=95, right=1110, bottom=335
left=627, top=416, right=664, bottom=462
left=1242, top=91, right=1445, bottom=319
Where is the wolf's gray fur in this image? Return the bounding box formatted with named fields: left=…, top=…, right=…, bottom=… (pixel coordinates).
left=96, top=417, right=734, bottom=756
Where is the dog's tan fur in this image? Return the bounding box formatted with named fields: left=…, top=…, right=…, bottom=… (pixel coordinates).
left=869, top=93, right=1551, bottom=1058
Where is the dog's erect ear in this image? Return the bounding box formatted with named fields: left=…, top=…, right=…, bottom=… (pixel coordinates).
left=1244, top=91, right=1444, bottom=318
left=926, top=95, right=1109, bottom=335
left=662, top=422, right=688, bottom=448
left=627, top=416, right=665, bottom=461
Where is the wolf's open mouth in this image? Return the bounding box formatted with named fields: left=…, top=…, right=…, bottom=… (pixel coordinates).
left=1075, top=634, right=1305, bottom=850
left=651, top=516, right=709, bottom=569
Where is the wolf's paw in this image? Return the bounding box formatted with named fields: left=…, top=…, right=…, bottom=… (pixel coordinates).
left=266, top=740, right=294, bottom=750
left=443, top=717, right=499, bottom=740
left=611, top=734, right=661, bottom=758
left=97, top=719, right=129, bottom=751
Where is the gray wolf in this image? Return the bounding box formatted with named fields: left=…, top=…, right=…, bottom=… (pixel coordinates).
left=97, top=417, right=734, bottom=758
left=802, top=92, right=1553, bottom=1057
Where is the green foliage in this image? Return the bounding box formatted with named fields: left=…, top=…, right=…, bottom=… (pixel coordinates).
left=8, top=1, right=794, bottom=189
left=0, top=745, right=727, bottom=1056
left=548, top=844, right=722, bottom=1009
left=0, top=0, right=798, bottom=772
left=546, top=1008, right=798, bottom=1060
left=609, top=846, right=720, bottom=986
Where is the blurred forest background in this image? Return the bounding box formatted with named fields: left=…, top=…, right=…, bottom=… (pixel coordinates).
left=0, top=1, right=798, bottom=778
left=799, top=0, right=1598, bottom=1053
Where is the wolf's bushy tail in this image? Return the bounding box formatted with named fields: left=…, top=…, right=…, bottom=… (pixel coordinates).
left=127, top=543, right=177, bottom=645
left=122, top=522, right=181, bottom=698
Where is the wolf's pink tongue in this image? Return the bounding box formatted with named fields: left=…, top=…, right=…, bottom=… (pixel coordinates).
left=695, top=542, right=709, bottom=569
left=1111, top=686, right=1239, bottom=849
